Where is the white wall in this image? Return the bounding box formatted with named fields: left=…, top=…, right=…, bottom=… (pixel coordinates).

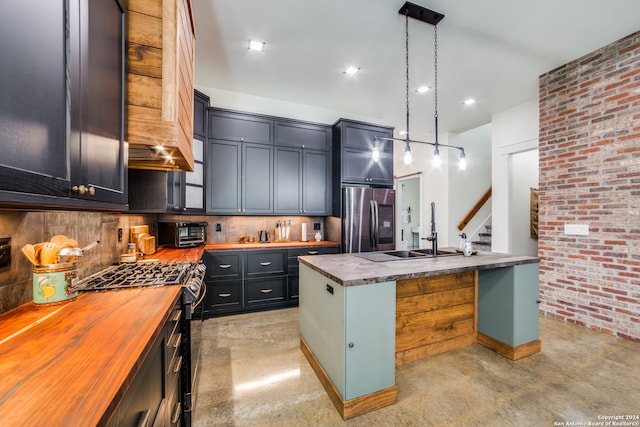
left=510, top=150, right=539, bottom=256
left=491, top=99, right=539, bottom=253
left=393, top=134, right=450, bottom=248
left=196, top=85, right=384, bottom=126
left=447, top=124, right=492, bottom=247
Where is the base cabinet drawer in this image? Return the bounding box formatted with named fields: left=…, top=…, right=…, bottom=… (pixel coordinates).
left=203, top=247, right=337, bottom=318
left=246, top=251, right=285, bottom=276
left=204, top=251, right=242, bottom=279
left=245, top=276, right=287, bottom=304
left=206, top=280, right=242, bottom=313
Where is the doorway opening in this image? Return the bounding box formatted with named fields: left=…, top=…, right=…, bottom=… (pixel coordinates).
left=396, top=174, right=422, bottom=250
left=509, top=149, right=539, bottom=256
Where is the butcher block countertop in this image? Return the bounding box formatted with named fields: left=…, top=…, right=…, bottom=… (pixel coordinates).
left=299, top=250, right=539, bottom=286
left=150, top=245, right=206, bottom=262
left=204, top=240, right=339, bottom=251
left=0, top=285, right=181, bottom=426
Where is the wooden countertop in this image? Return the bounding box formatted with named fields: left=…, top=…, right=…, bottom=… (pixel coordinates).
left=298, top=250, right=539, bottom=286
left=148, top=245, right=206, bottom=263
left=204, top=240, right=339, bottom=251
left=0, top=285, right=181, bottom=426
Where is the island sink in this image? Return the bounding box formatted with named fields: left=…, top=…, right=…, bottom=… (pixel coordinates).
left=384, top=249, right=461, bottom=258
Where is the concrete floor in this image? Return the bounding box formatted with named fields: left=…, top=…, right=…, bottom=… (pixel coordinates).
left=194, top=308, right=640, bottom=426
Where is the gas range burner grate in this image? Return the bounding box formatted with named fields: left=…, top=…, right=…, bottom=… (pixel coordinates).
left=77, top=262, right=192, bottom=291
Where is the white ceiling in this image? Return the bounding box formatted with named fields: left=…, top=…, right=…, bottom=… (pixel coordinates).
left=192, top=0, right=640, bottom=139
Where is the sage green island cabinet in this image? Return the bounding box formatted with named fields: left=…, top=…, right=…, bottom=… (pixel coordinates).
left=478, top=263, right=541, bottom=359
left=298, top=251, right=540, bottom=419
left=299, top=267, right=397, bottom=419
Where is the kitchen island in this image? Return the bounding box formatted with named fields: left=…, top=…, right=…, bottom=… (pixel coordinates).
left=298, top=250, right=540, bottom=419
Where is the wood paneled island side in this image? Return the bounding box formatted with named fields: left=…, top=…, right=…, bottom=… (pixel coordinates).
left=298, top=251, right=540, bottom=419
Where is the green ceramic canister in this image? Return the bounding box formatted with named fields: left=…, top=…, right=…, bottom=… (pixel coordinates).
left=33, top=262, right=79, bottom=305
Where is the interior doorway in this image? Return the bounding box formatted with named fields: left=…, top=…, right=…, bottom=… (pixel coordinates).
left=396, top=174, right=422, bottom=250
left=509, top=149, right=539, bottom=256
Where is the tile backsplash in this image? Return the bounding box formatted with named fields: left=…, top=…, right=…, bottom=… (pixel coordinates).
left=0, top=211, right=339, bottom=314
left=0, top=211, right=155, bottom=314
left=159, top=214, right=340, bottom=245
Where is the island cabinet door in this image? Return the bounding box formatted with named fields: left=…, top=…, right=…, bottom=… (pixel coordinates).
left=478, top=263, right=540, bottom=347
left=299, top=264, right=396, bottom=401
left=343, top=281, right=396, bottom=400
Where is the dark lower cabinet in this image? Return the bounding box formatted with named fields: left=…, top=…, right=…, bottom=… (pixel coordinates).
left=203, top=245, right=338, bottom=317
left=245, top=276, right=287, bottom=305
left=286, top=246, right=339, bottom=300
left=107, top=301, right=182, bottom=427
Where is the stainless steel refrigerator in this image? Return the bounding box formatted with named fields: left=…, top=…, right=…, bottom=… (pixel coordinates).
left=343, top=186, right=396, bottom=253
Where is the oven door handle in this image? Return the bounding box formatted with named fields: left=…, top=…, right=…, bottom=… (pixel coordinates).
left=192, top=281, right=207, bottom=311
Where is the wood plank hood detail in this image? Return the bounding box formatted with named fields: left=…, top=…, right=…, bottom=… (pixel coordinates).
left=127, top=0, right=196, bottom=172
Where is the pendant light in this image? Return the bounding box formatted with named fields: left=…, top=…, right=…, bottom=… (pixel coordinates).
left=373, top=2, right=467, bottom=171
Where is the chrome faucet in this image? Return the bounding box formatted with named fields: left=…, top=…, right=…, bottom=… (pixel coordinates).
left=425, top=201, right=437, bottom=256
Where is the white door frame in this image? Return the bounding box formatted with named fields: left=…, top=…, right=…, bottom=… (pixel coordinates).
left=498, top=138, right=538, bottom=253
left=395, top=173, right=424, bottom=250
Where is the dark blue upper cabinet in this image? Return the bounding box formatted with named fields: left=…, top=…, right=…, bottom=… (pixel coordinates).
left=0, top=0, right=127, bottom=209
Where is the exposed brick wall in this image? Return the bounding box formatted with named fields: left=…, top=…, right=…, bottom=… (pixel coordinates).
left=538, top=31, right=640, bottom=342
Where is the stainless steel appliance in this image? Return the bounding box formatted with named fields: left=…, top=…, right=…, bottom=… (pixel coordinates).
left=343, top=186, right=396, bottom=252
left=76, top=261, right=206, bottom=427
left=158, top=221, right=207, bottom=248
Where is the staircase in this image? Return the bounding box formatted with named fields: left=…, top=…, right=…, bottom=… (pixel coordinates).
left=472, top=224, right=492, bottom=252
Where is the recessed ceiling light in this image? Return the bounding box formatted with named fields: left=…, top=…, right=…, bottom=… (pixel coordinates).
left=248, top=39, right=265, bottom=52
left=344, top=66, right=360, bottom=76
left=463, top=98, right=477, bottom=105
left=416, top=86, right=431, bottom=93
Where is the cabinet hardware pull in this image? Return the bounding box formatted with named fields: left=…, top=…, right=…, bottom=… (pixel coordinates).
left=136, top=409, right=150, bottom=427
left=171, top=402, right=182, bottom=424
left=307, top=250, right=318, bottom=255
left=219, top=264, right=232, bottom=269
left=171, top=310, right=182, bottom=322
left=348, top=342, right=354, bottom=348
left=219, top=293, right=232, bottom=297
left=72, top=184, right=96, bottom=196
left=260, top=261, right=272, bottom=266
left=260, top=289, right=273, bottom=293
left=173, top=356, right=183, bottom=373
left=171, top=333, right=182, bottom=349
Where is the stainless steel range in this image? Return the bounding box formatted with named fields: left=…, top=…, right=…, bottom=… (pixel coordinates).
left=76, top=261, right=206, bottom=427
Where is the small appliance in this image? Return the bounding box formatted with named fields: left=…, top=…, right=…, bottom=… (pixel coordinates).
left=158, top=222, right=207, bottom=248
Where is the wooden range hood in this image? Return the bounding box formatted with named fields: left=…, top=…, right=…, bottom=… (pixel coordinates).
left=127, top=0, right=196, bottom=172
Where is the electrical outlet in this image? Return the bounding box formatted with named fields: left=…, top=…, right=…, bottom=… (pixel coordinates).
left=117, top=228, right=123, bottom=242
left=216, top=223, right=222, bottom=232
left=0, top=237, right=11, bottom=268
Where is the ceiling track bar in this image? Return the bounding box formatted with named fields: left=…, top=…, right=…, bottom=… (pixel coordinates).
left=398, top=1, right=444, bottom=25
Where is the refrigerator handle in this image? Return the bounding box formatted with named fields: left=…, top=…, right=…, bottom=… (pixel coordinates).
left=373, top=200, right=380, bottom=250
left=369, top=200, right=376, bottom=250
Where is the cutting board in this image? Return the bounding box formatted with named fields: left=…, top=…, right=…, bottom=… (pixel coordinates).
left=129, top=225, right=149, bottom=244
left=138, top=234, right=156, bottom=255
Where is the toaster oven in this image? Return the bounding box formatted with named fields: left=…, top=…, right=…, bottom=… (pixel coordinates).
left=158, top=222, right=207, bottom=248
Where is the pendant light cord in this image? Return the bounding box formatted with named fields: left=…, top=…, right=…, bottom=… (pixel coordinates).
left=434, top=24, right=439, bottom=146
left=405, top=9, right=410, bottom=142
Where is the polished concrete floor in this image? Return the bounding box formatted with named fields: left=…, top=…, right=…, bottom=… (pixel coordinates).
left=194, top=308, right=640, bottom=426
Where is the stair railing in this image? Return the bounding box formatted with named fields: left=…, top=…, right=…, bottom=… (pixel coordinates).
left=457, top=187, right=492, bottom=231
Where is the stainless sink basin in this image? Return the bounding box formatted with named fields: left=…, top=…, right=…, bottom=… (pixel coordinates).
left=407, top=249, right=460, bottom=257
left=383, top=249, right=461, bottom=258
left=353, top=249, right=463, bottom=262
left=383, top=250, right=426, bottom=258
